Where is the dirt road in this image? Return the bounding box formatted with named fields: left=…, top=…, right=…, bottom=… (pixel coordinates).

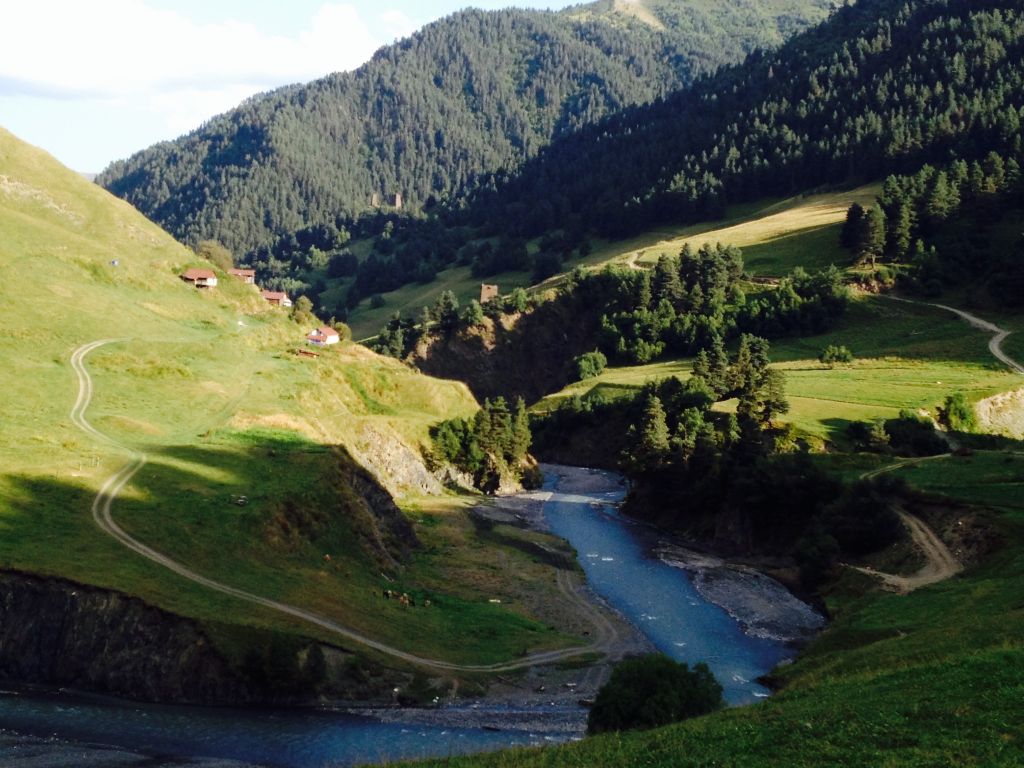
left=885, top=295, right=1024, bottom=374
left=850, top=507, right=963, bottom=593
left=853, top=296, right=1024, bottom=592
left=70, top=340, right=609, bottom=673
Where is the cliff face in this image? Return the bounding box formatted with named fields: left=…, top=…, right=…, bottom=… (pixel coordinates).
left=0, top=571, right=253, bottom=704
left=411, top=296, right=602, bottom=404
left=337, top=445, right=421, bottom=568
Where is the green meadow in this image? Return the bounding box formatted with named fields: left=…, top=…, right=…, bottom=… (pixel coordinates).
left=0, top=127, right=580, bottom=668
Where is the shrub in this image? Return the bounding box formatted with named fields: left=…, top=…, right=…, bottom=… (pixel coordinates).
left=332, top=321, right=353, bottom=342
left=195, top=239, right=234, bottom=271
left=941, top=392, right=976, bottom=432
left=822, top=477, right=905, bottom=555
left=587, top=654, right=723, bottom=734
left=884, top=410, right=948, bottom=456
left=574, top=350, right=607, bottom=381
left=846, top=419, right=890, bottom=452
left=819, top=344, right=854, bottom=366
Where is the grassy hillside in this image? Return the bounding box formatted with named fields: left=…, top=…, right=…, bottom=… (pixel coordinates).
left=0, top=127, right=582, bottom=670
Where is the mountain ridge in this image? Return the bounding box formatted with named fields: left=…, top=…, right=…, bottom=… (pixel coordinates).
left=96, top=0, right=837, bottom=259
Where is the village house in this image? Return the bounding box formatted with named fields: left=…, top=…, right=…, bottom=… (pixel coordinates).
left=228, top=268, right=256, bottom=284
left=306, top=326, right=341, bottom=346
left=479, top=283, right=499, bottom=304
left=261, top=290, right=292, bottom=307
left=181, top=268, right=217, bottom=288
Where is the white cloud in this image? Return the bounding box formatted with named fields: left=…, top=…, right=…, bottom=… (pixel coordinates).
left=379, top=9, right=418, bottom=41
left=0, top=0, right=382, bottom=142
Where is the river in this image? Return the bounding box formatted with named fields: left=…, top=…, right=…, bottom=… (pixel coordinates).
left=538, top=464, right=823, bottom=704
left=0, top=466, right=821, bottom=766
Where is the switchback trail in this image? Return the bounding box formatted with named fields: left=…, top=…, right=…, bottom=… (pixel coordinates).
left=70, top=340, right=605, bottom=674
left=851, top=296, right=1024, bottom=592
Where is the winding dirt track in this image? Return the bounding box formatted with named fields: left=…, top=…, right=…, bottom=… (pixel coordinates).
left=885, top=295, right=1024, bottom=374
left=852, top=297, right=1024, bottom=592
left=849, top=507, right=963, bottom=593
left=70, top=340, right=607, bottom=673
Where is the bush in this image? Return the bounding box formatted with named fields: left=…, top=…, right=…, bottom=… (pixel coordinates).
left=822, top=477, right=905, bottom=555
left=846, top=419, right=890, bottom=452
left=587, top=654, right=723, bottom=734
left=331, top=321, right=353, bottom=342
left=531, top=251, right=564, bottom=283
left=574, top=350, right=607, bottom=381
left=941, top=392, right=976, bottom=432
left=884, top=410, right=948, bottom=456
left=195, top=239, right=234, bottom=271
left=819, top=344, right=854, bottom=366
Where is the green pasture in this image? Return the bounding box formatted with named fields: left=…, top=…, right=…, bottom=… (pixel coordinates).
left=0, top=127, right=579, bottom=668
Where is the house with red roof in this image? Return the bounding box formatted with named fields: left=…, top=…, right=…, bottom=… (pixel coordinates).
left=261, top=290, right=292, bottom=307
left=306, top=327, right=341, bottom=346
left=181, top=268, right=217, bottom=288
left=228, top=268, right=256, bottom=284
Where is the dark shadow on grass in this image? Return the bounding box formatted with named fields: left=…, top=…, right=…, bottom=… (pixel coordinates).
left=0, top=456, right=404, bottom=703
left=819, top=417, right=858, bottom=446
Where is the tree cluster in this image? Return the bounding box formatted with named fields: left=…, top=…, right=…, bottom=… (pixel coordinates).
left=534, top=338, right=909, bottom=583
left=430, top=397, right=532, bottom=489
left=579, top=244, right=847, bottom=365
left=847, top=147, right=1024, bottom=301
left=588, top=655, right=723, bottom=735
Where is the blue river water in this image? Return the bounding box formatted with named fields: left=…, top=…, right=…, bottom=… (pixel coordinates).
left=0, top=690, right=543, bottom=766
left=540, top=468, right=793, bottom=704
left=0, top=466, right=809, bottom=765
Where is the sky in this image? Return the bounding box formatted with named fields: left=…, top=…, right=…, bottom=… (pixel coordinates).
left=0, top=0, right=577, bottom=173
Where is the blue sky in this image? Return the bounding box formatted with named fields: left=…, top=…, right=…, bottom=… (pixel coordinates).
left=0, top=0, right=577, bottom=172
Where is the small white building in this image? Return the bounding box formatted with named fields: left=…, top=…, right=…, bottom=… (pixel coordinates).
left=181, top=268, right=218, bottom=288
left=307, top=326, right=341, bottom=346
left=261, top=290, right=292, bottom=308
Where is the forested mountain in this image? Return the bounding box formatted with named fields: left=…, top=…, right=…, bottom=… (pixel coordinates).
left=466, top=0, right=1024, bottom=240
left=339, top=0, right=1024, bottom=321
left=96, top=0, right=836, bottom=257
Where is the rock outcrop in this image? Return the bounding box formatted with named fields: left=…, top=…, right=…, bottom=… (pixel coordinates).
left=976, top=386, right=1024, bottom=439
left=0, top=571, right=252, bottom=704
